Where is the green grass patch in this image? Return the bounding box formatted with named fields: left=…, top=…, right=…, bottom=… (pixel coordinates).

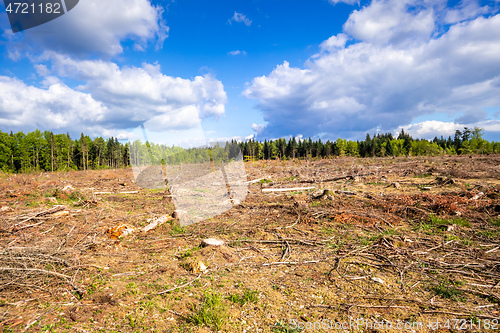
left=414, top=173, right=432, bottom=178
left=489, top=218, right=500, bottom=228
left=415, top=214, right=471, bottom=233
left=480, top=229, right=500, bottom=239
left=169, top=219, right=186, bottom=235
left=189, top=290, right=228, bottom=331
left=432, top=282, right=464, bottom=302
left=428, top=214, right=471, bottom=228
left=125, top=282, right=139, bottom=295
left=180, top=246, right=200, bottom=259
left=227, top=289, right=259, bottom=306
left=272, top=321, right=303, bottom=332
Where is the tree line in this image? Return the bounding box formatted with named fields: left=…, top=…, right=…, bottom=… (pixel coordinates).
left=0, top=130, right=129, bottom=173
left=240, top=127, right=500, bottom=160
left=0, top=127, right=498, bottom=172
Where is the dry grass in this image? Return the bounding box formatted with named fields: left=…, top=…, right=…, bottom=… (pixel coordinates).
left=0, top=155, right=499, bottom=332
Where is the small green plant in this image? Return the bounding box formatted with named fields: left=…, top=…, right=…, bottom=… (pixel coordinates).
left=432, top=282, right=464, bottom=302
left=87, top=283, right=98, bottom=295
left=258, top=178, right=272, bottom=184
left=480, top=229, right=500, bottom=239
left=413, top=222, right=434, bottom=233
left=68, top=190, right=83, bottom=201
left=169, top=220, right=186, bottom=235
left=367, top=181, right=384, bottom=185
left=489, top=218, right=500, bottom=227
left=125, top=282, right=139, bottom=295
left=414, top=173, right=432, bottom=178
left=189, top=290, right=228, bottom=331
left=417, top=184, right=429, bottom=191
left=428, top=214, right=460, bottom=226
left=126, top=314, right=136, bottom=328
left=51, top=188, right=63, bottom=198
left=227, top=289, right=259, bottom=306
left=25, top=200, right=40, bottom=207
left=272, top=320, right=303, bottom=332
left=416, top=214, right=472, bottom=232
left=382, top=228, right=398, bottom=236
left=309, top=201, right=323, bottom=207
left=180, top=246, right=200, bottom=259
left=326, top=238, right=345, bottom=252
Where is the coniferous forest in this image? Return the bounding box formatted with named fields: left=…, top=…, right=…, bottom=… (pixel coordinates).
left=0, top=127, right=499, bottom=173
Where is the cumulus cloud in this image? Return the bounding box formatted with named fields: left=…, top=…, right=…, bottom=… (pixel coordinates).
left=3, top=0, right=168, bottom=57
left=44, top=53, right=226, bottom=120
left=0, top=55, right=228, bottom=136
left=0, top=76, right=107, bottom=135
left=244, top=0, right=500, bottom=139
left=228, top=50, right=247, bottom=56
left=343, top=0, right=437, bottom=46
left=251, top=123, right=266, bottom=134
left=229, top=12, right=252, bottom=26
left=398, top=120, right=500, bottom=139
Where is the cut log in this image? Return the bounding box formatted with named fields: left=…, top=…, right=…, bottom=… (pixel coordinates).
left=142, top=215, right=172, bottom=232
left=201, top=238, right=225, bottom=247
left=247, top=178, right=265, bottom=184
left=262, top=187, right=316, bottom=193
left=335, top=190, right=355, bottom=196
left=387, top=182, right=401, bottom=189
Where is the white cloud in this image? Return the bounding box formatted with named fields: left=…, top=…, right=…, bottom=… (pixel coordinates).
left=228, top=50, right=247, bottom=56
left=343, top=0, right=437, bottom=46
left=229, top=12, right=252, bottom=26
left=42, top=53, right=227, bottom=122
left=444, top=0, right=491, bottom=24
left=244, top=1, right=500, bottom=139
left=319, top=34, right=348, bottom=52
left=0, top=76, right=107, bottom=135
left=397, top=120, right=500, bottom=139
left=4, top=0, right=168, bottom=57
left=251, top=123, right=266, bottom=134
left=329, top=0, right=360, bottom=5
left=0, top=55, right=228, bottom=137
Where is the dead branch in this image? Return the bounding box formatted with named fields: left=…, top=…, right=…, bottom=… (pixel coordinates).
left=422, top=310, right=499, bottom=320
left=275, top=232, right=291, bottom=261
left=157, top=274, right=201, bottom=295
left=11, top=205, right=66, bottom=229
left=309, top=303, right=411, bottom=310
left=262, top=187, right=316, bottom=193
left=0, top=267, right=72, bottom=279
left=262, top=260, right=320, bottom=266
left=298, top=172, right=376, bottom=183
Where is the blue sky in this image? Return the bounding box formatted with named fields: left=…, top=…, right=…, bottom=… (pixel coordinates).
left=1, top=0, right=500, bottom=145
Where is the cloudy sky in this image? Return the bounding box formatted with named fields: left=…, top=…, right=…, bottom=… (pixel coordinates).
left=1, top=0, right=500, bottom=145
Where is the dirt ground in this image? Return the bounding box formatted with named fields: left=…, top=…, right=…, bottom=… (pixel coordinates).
left=0, top=155, right=499, bottom=332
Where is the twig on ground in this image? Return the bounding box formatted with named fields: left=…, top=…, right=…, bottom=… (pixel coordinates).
left=157, top=274, right=201, bottom=295
left=262, top=260, right=320, bottom=266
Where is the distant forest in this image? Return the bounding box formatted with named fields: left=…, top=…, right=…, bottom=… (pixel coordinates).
left=0, top=127, right=498, bottom=172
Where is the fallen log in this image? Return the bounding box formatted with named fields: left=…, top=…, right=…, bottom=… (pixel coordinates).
left=262, top=187, right=316, bottom=193
left=298, top=172, right=376, bottom=183
left=142, top=215, right=172, bottom=232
